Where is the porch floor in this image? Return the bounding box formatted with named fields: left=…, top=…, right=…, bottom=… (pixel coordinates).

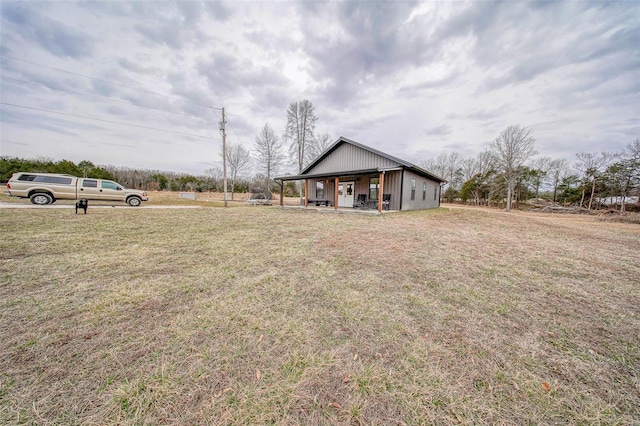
left=279, top=205, right=397, bottom=214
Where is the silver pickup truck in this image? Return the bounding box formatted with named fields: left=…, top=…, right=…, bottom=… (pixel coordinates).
left=6, top=172, right=148, bottom=206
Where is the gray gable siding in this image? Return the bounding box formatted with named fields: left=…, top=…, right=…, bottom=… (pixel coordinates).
left=307, top=143, right=401, bottom=175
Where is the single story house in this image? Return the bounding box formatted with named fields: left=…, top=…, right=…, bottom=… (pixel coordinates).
left=274, top=137, right=446, bottom=212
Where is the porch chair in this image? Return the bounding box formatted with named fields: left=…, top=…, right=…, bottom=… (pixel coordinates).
left=382, top=194, right=391, bottom=210
left=353, top=194, right=366, bottom=208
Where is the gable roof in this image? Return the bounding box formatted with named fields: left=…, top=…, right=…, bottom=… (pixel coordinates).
left=301, top=136, right=408, bottom=174
left=297, top=136, right=445, bottom=183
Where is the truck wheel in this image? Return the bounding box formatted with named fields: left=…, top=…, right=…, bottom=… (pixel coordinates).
left=127, top=196, right=142, bottom=207
left=30, top=193, right=53, bottom=205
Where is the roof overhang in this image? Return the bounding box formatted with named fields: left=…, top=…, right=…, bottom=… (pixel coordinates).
left=274, top=165, right=446, bottom=183
left=274, top=168, right=401, bottom=182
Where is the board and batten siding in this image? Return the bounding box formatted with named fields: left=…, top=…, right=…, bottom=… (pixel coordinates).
left=401, top=169, right=440, bottom=210
left=308, top=143, right=401, bottom=174
left=308, top=171, right=402, bottom=209
left=349, top=171, right=401, bottom=210
left=308, top=178, right=335, bottom=200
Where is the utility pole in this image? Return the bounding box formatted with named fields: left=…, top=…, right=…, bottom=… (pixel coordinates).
left=219, top=107, right=228, bottom=207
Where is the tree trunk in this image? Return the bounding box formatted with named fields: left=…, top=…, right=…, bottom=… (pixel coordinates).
left=588, top=179, right=596, bottom=210
left=506, top=183, right=512, bottom=211
left=621, top=176, right=631, bottom=213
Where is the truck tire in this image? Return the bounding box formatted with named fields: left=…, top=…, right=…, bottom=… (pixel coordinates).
left=127, top=196, right=142, bottom=207
left=30, top=193, right=54, bottom=205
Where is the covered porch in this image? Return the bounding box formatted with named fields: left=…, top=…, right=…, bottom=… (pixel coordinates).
left=275, top=168, right=402, bottom=214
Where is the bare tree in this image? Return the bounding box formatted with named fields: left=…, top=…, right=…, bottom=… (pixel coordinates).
left=529, top=156, right=552, bottom=199
left=490, top=125, right=537, bottom=211
left=614, top=139, right=640, bottom=212
left=443, top=152, right=464, bottom=194
left=204, top=166, right=224, bottom=191
left=575, top=152, right=612, bottom=209
left=285, top=99, right=318, bottom=203
left=420, top=153, right=461, bottom=195
left=420, top=156, right=445, bottom=179
left=224, top=142, right=251, bottom=200
left=305, top=132, right=332, bottom=166
left=253, top=123, right=285, bottom=182
left=460, top=150, right=495, bottom=205
left=548, top=158, right=569, bottom=203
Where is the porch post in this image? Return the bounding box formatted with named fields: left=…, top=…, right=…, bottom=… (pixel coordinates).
left=334, top=177, right=339, bottom=210
left=304, top=179, right=308, bottom=207
left=378, top=171, right=385, bottom=213
left=280, top=180, right=284, bottom=207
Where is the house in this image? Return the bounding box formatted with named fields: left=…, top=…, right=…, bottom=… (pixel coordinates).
left=274, top=137, right=446, bottom=212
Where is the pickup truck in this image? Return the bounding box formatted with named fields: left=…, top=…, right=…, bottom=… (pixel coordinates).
left=6, top=172, right=148, bottom=206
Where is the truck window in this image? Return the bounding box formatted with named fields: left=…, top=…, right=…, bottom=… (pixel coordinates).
left=33, top=176, right=73, bottom=184
left=17, top=174, right=37, bottom=181
left=101, top=181, right=122, bottom=190
left=82, top=179, right=98, bottom=188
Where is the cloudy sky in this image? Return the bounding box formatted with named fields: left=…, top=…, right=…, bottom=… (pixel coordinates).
left=1, top=1, right=638, bottom=176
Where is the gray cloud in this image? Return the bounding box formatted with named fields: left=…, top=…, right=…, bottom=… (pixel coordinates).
left=0, top=2, right=94, bottom=58
left=424, top=124, right=452, bottom=137
left=195, top=53, right=289, bottom=99
left=204, top=1, right=233, bottom=22
left=300, top=1, right=434, bottom=106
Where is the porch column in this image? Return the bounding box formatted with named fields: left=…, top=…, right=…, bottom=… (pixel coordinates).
left=378, top=171, right=385, bottom=213
left=280, top=180, right=284, bottom=207
left=304, top=179, right=308, bottom=207
left=334, top=177, right=339, bottom=210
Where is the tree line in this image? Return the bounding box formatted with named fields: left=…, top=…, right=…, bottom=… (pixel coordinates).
left=3, top=100, right=638, bottom=211
left=422, top=127, right=639, bottom=212
left=1, top=99, right=328, bottom=200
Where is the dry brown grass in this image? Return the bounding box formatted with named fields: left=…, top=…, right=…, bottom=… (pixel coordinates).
left=0, top=203, right=638, bottom=425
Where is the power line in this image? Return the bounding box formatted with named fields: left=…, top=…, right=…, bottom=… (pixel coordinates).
left=0, top=54, right=215, bottom=109
left=1, top=76, right=206, bottom=120
left=224, top=112, right=250, bottom=147
left=0, top=102, right=217, bottom=140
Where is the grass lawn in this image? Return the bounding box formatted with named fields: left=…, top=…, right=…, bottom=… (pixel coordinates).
left=0, top=203, right=638, bottom=424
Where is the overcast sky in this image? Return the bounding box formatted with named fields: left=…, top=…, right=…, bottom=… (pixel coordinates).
left=1, top=1, right=638, bottom=176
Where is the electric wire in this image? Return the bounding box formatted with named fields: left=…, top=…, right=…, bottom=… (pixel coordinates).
left=1, top=76, right=207, bottom=120
left=224, top=111, right=250, bottom=147
left=0, top=54, right=215, bottom=109
left=0, top=102, right=217, bottom=139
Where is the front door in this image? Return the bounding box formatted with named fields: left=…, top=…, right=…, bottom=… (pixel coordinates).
left=337, top=181, right=355, bottom=207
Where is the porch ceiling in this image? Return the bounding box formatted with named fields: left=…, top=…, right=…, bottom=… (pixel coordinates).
left=274, top=167, right=402, bottom=182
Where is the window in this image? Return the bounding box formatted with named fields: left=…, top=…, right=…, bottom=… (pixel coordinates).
left=82, top=179, right=98, bottom=188
left=17, top=174, right=37, bottom=181
left=34, top=175, right=73, bottom=184
left=434, top=186, right=438, bottom=201
left=369, top=177, right=379, bottom=200
left=411, top=179, right=416, bottom=200
left=423, top=182, right=427, bottom=200
left=316, top=181, right=324, bottom=198
left=101, top=181, right=121, bottom=190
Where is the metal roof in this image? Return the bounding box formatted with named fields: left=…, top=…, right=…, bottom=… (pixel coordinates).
left=274, top=137, right=446, bottom=183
